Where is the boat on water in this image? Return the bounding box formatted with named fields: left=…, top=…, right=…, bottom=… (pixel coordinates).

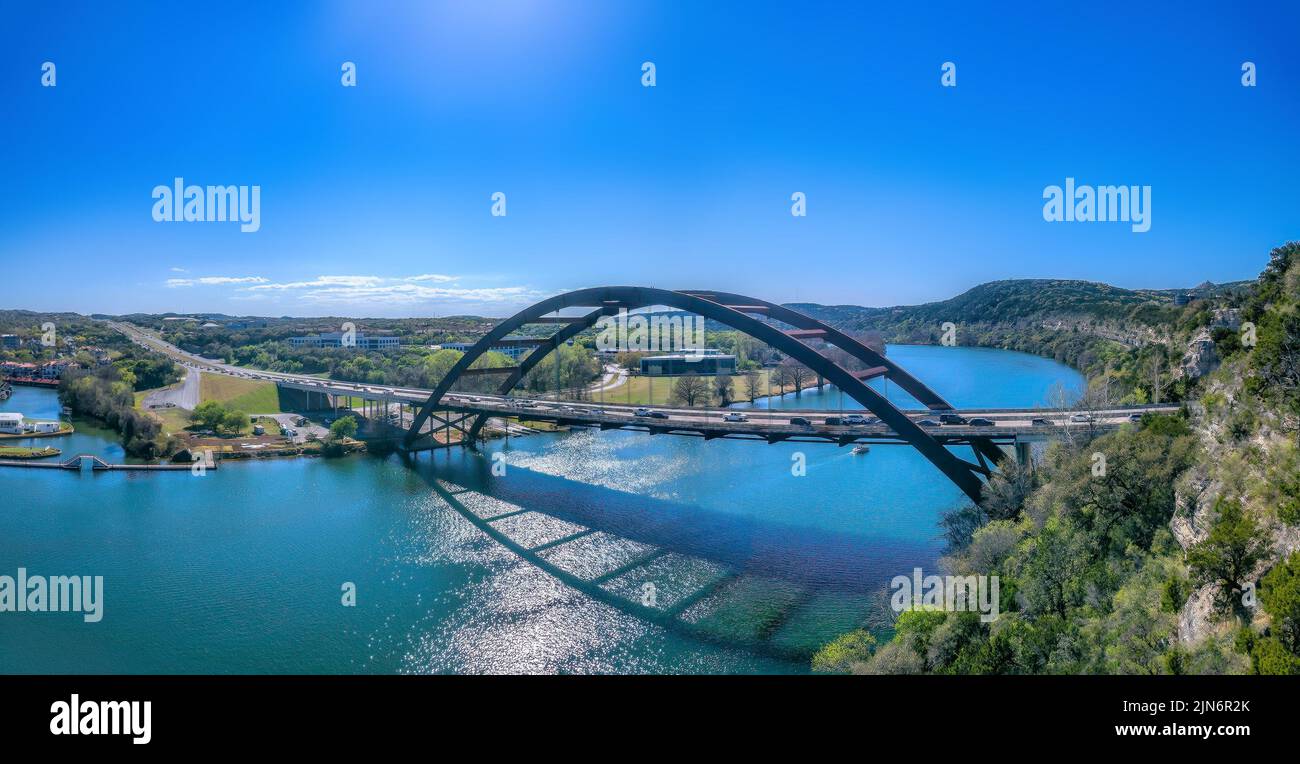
left=851, top=444, right=870, bottom=455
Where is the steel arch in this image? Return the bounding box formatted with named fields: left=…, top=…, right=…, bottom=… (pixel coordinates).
left=406, top=287, right=995, bottom=501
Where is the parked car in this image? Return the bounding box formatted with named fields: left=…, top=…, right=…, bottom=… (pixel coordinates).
left=723, top=413, right=747, bottom=422
left=789, top=417, right=811, bottom=426
left=939, top=413, right=967, bottom=425
left=968, top=417, right=995, bottom=427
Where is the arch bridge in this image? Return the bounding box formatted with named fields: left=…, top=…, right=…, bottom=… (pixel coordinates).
left=406, top=286, right=1008, bottom=501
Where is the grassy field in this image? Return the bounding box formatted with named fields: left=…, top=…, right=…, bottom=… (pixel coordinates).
left=153, top=407, right=191, bottom=434
left=250, top=415, right=283, bottom=436
left=0, top=445, right=61, bottom=459
left=199, top=373, right=283, bottom=413
left=586, top=369, right=822, bottom=407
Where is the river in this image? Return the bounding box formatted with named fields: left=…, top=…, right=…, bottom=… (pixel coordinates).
left=0, top=346, right=1082, bottom=674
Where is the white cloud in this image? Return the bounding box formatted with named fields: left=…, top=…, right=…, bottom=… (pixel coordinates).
left=167, top=276, right=269, bottom=288
left=245, top=275, right=385, bottom=291
left=404, top=273, right=458, bottom=283
left=170, top=271, right=545, bottom=313
left=293, top=284, right=538, bottom=306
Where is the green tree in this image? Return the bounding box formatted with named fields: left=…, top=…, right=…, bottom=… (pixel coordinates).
left=219, top=409, right=248, bottom=435
left=1008, top=518, right=1094, bottom=619
left=329, top=415, right=358, bottom=441
left=1259, top=551, right=1300, bottom=656
left=810, top=629, right=876, bottom=674
left=1187, top=499, right=1273, bottom=618
left=191, top=400, right=228, bottom=430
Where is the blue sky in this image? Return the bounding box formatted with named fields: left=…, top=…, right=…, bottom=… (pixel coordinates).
left=2, top=1, right=1297, bottom=317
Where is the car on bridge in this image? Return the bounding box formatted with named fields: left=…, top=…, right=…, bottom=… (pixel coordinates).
left=1128, top=413, right=1143, bottom=423
left=842, top=414, right=870, bottom=425
left=1031, top=417, right=1051, bottom=426
left=634, top=408, right=669, bottom=419
left=968, top=417, right=996, bottom=427
left=789, top=417, right=812, bottom=426
left=916, top=419, right=938, bottom=427
left=1069, top=413, right=1094, bottom=423
left=824, top=416, right=842, bottom=425
left=939, top=413, right=968, bottom=425
left=722, top=413, right=747, bottom=423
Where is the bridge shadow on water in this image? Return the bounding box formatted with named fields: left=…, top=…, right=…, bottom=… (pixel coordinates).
left=399, top=447, right=940, bottom=660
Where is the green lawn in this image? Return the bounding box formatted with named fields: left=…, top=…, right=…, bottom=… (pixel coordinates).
left=586, top=369, right=819, bottom=407
left=199, top=373, right=283, bottom=413
left=0, top=445, right=61, bottom=459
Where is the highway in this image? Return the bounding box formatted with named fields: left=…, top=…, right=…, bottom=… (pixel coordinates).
left=109, top=321, right=1179, bottom=445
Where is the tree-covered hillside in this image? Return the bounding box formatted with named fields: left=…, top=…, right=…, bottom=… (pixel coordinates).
left=811, top=243, right=1300, bottom=675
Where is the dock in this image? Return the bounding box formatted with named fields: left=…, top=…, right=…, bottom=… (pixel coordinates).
left=0, top=454, right=213, bottom=471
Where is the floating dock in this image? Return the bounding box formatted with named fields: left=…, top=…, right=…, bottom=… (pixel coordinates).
left=0, top=454, right=212, bottom=471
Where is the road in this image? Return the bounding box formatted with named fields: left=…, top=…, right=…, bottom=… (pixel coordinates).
left=588, top=363, right=628, bottom=393
left=109, top=320, right=1179, bottom=443
left=141, top=366, right=200, bottom=411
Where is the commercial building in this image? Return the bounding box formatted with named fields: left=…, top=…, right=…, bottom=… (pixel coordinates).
left=0, top=412, right=23, bottom=434
left=640, top=351, right=737, bottom=377
left=439, top=338, right=539, bottom=361
left=288, top=333, right=401, bottom=351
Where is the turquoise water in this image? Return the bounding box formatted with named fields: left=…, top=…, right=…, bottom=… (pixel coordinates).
left=0, top=346, right=1082, bottom=674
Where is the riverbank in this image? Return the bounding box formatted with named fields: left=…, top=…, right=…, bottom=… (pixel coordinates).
left=0, top=345, right=1085, bottom=673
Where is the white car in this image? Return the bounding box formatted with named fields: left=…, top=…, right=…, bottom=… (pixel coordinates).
left=723, top=413, right=747, bottom=423
left=1069, top=413, right=1094, bottom=423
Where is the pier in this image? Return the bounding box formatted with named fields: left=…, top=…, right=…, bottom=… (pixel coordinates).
left=0, top=454, right=211, bottom=471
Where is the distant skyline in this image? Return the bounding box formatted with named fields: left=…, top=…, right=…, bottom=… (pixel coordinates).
left=3, top=1, right=1298, bottom=317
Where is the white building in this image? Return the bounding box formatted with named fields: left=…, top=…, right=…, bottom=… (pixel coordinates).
left=0, top=413, right=23, bottom=434
left=288, top=333, right=400, bottom=350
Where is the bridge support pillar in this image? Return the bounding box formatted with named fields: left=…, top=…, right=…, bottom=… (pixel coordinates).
left=1014, top=440, right=1033, bottom=469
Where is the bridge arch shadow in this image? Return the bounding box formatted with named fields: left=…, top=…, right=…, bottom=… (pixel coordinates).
left=401, top=446, right=941, bottom=659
